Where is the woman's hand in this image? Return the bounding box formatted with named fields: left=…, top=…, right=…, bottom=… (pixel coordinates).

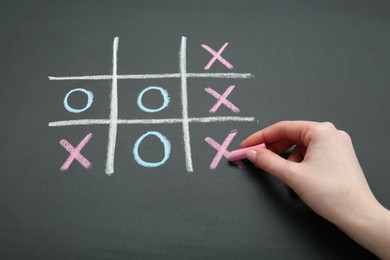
left=242, top=121, right=390, bottom=258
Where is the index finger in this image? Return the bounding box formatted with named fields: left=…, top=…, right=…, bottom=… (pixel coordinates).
left=241, top=121, right=319, bottom=147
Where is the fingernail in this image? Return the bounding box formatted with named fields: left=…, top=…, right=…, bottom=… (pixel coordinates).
left=245, top=150, right=257, bottom=162
left=240, top=139, right=249, bottom=146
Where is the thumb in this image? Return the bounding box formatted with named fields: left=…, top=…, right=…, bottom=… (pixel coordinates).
left=246, top=148, right=294, bottom=184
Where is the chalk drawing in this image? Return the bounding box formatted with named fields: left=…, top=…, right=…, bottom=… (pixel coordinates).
left=205, top=130, right=245, bottom=170
left=201, top=42, right=233, bottom=70
left=49, top=73, right=252, bottom=81
left=205, top=85, right=240, bottom=113
left=60, top=133, right=93, bottom=171
left=64, top=88, right=93, bottom=113
left=49, top=36, right=254, bottom=175
left=137, top=86, right=170, bottom=113
left=105, top=37, right=119, bottom=175
left=133, top=131, right=171, bottom=167
left=179, top=37, right=193, bottom=172
left=49, top=116, right=255, bottom=127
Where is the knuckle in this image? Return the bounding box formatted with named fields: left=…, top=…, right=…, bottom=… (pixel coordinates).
left=338, top=130, right=352, bottom=142
left=319, top=121, right=336, bottom=130
left=303, top=122, right=338, bottom=143
left=314, top=122, right=337, bottom=135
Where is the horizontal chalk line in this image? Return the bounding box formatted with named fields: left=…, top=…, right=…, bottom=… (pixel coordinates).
left=48, top=73, right=253, bottom=81
left=48, top=116, right=255, bottom=127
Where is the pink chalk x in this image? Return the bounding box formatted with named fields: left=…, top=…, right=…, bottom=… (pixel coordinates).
left=60, top=133, right=93, bottom=171
left=201, top=42, right=233, bottom=70
left=228, top=143, right=266, bottom=161
left=205, top=130, right=245, bottom=170
left=205, top=85, right=240, bottom=113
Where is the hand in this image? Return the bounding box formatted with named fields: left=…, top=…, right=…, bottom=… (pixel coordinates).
left=242, top=121, right=390, bottom=258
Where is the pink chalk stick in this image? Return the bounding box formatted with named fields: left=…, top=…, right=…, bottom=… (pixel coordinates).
left=228, top=143, right=266, bottom=161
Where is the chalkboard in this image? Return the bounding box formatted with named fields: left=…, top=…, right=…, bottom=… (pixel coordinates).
left=1, top=0, right=389, bottom=259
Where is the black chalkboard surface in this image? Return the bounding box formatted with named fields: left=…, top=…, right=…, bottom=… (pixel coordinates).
left=1, top=0, right=389, bottom=259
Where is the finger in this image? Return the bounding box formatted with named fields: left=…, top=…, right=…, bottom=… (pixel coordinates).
left=246, top=148, right=296, bottom=185
left=241, top=121, right=318, bottom=147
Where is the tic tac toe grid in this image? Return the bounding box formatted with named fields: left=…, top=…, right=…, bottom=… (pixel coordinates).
left=48, top=36, right=255, bottom=175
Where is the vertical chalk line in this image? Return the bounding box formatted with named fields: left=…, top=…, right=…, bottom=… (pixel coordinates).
left=180, top=36, right=193, bottom=172
left=106, top=37, right=119, bottom=176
